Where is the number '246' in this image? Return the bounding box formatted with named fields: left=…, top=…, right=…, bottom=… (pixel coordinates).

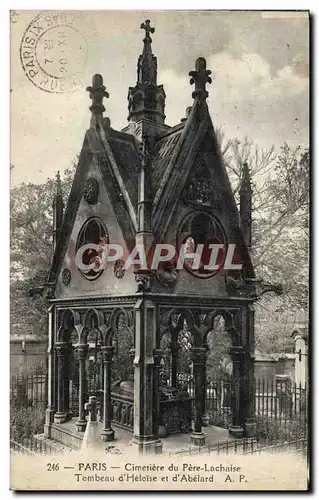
left=47, top=463, right=59, bottom=471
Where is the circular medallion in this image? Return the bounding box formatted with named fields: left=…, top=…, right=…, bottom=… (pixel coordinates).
left=83, top=177, right=99, bottom=205
left=61, top=268, right=71, bottom=285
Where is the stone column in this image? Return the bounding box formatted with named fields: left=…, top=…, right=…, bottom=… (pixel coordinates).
left=201, top=343, right=209, bottom=427
left=243, top=351, right=256, bottom=437
left=153, top=348, right=163, bottom=436
left=63, top=343, right=72, bottom=420
left=190, top=347, right=206, bottom=446
left=131, top=299, right=162, bottom=454
left=76, top=344, right=88, bottom=432
left=45, top=306, right=56, bottom=436
left=170, top=340, right=178, bottom=387
left=243, top=304, right=256, bottom=437
left=101, top=345, right=115, bottom=442
left=54, top=341, right=68, bottom=423
left=229, top=347, right=244, bottom=438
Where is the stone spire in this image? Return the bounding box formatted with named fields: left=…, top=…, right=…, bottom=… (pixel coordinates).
left=52, top=171, right=64, bottom=252
left=239, top=162, right=252, bottom=248
left=128, top=20, right=166, bottom=124
left=86, top=74, right=109, bottom=128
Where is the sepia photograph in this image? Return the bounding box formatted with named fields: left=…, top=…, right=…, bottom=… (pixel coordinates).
left=9, top=9, right=310, bottom=491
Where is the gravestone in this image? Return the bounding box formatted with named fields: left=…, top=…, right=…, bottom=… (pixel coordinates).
left=80, top=396, right=101, bottom=451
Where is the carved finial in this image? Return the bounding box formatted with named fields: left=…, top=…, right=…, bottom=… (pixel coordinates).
left=140, top=19, right=155, bottom=54
left=241, top=162, right=251, bottom=185
left=239, top=162, right=252, bottom=248
left=52, top=171, right=64, bottom=253
left=189, top=57, right=212, bottom=99
left=86, top=74, right=109, bottom=116
left=56, top=171, right=62, bottom=193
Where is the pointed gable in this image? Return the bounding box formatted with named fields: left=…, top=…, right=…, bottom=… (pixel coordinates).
left=46, top=24, right=257, bottom=300
left=47, top=123, right=140, bottom=287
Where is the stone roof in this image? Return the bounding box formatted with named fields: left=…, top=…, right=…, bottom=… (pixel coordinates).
left=107, top=129, right=140, bottom=209
left=152, top=125, right=184, bottom=196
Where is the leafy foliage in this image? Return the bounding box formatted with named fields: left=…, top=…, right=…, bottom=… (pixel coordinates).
left=256, top=415, right=307, bottom=445
left=10, top=402, right=45, bottom=441
left=10, top=165, right=75, bottom=338
left=206, top=316, right=233, bottom=377
left=218, top=135, right=309, bottom=352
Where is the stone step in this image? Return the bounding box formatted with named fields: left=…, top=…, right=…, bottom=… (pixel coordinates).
left=50, top=423, right=85, bottom=450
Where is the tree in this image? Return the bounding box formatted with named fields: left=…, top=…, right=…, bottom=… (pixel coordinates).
left=218, top=134, right=309, bottom=352
left=10, top=164, right=75, bottom=338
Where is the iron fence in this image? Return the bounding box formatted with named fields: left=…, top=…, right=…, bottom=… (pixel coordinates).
left=10, top=372, right=308, bottom=442
left=176, top=373, right=308, bottom=440
left=10, top=373, right=47, bottom=409
left=169, top=436, right=308, bottom=457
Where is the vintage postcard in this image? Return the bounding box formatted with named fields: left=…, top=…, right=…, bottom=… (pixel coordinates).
left=10, top=10, right=310, bottom=491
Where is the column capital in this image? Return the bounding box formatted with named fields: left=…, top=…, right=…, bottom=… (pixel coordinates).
left=55, top=342, right=67, bottom=355
left=153, top=348, right=163, bottom=366
left=76, top=343, right=89, bottom=360
left=101, top=345, right=114, bottom=362
left=191, top=347, right=206, bottom=364
left=229, top=346, right=245, bottom=359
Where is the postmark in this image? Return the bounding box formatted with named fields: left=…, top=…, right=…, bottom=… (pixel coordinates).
left=20, top=11, right=88, bottom=93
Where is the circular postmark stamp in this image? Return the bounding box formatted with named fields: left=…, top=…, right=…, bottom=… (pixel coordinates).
left=20, top=11, right=88, bottom=93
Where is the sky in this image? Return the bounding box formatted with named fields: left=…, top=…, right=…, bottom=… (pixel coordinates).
left=10, top=10, right=309, bottom=186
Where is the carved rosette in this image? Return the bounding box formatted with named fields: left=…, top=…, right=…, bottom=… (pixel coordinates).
left=61, top=268, right=71, bottom=286
left=114, top=259, right=125, bottom=279
left=83, top=177, right=99, bottom=205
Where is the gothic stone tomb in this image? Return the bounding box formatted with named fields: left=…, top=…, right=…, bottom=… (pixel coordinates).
left=42, top=20, right=279, bottom=454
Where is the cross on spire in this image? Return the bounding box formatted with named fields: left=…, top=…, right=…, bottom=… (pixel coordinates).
left=86, top=74, right=109, bottom=116
left=140, top=19, right=155, bottom=54
left=189, top=57, right=212, bottom=100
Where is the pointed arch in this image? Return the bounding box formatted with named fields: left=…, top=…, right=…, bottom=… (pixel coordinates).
left=203, top=309, right=239, bottom=346
left=166, top=308, right=202, bottom=346
left=83, top=308, right=105, bottom=329
left=109, top=307, right=133, bottom=331
left=57, top=309, right=82, bottom=342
